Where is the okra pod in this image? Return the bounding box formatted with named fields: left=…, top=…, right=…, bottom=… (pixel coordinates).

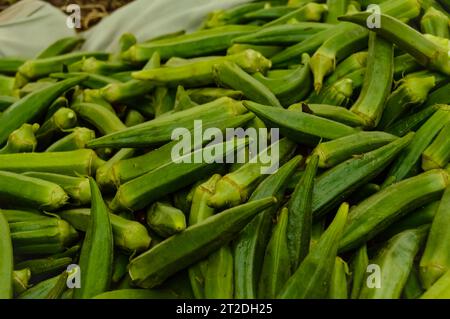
left=278, top=203, right=349, bottom=299
left=258, top=207, right=291, bottom=299
left=17, top=274, right=62, bottom=299
left=22, top=172, right=90, bottom=205
left=307, top=78, right=354, bottom=107
left=393, top=54, right=422, bottom=80
left=122, top=25, right=259, bottom=62
left=0, top=213, right=13, bottom=299
left=16, top=256, right=72, bottom=284
left=329, top=257, right=349, bottom=299
left=325, top=0, right=350, bottom=24
left=242, top=6, right=297, bottom=22
left=35, top=107, right=77, bottom=145
left=244, top=101, right=358, bottom=146
left=50, top=72, right=121, bottom=90
left=186, top=88, right=243, bottom=104
left=0, top=149, right=104, bottom=176
left=423, top=83, right=450, bottom=108
left=287, top=155, right=319, bottom=271
left=349, top=245, right=369, bottom=299
left=12, top=269, right=30, bottom=297
left=298, top=104, right=364, bottom=127
left=264, top=3, right=328, bottom=27
left=386, top=104, right=441, bottom=137
left=45, top=127, right=96, bottom=152
left=37, top=37, right=85, bottom=59
left=73, top=178, right=113, bottom=299
left=213, top=61, right=282, bottom=107
left=81, top=58, right=135, bottom=75
left=340, top=169, right=450, bottom=253
left=0, top=171, right=68, bottom=210
left=234, top=156, right=302, bottom=299
left=0, top=57, right=25, bottom=75
left=420, top=7, right=449, bottom=38
left=129, top=197, right=276, bottom=288
left=403, top=264, right=425, bottom=299
left=0, top=96, right=17, bottom=112
left=359, top=227, right=427, bottom=299
left=311, top=131, right=398, bottom=168
left=339, top=12, right=450, bottom=75
left=112, top=252, right=130, bottom=284
left=124, top=110, right=146, bottom=127
left=59, top=208, right=150, bottom=252
left=173, top=86, right=199, bottom=112
left=422, top=122, right=450, bottom=170
left=324, top=51, right=368, bottom=86
left=204, top=3, right=266, bottom=28
left=420, top=269, right=450, bottom=299
left=204, top=245, right=234, bottom=299
left=146, top=202, right=186, bottom=238
left=350, top=33, right=394, bottom=128
left=0, top=123, right=39, bottom=154
left=0, top=209, right=47, bottom=223
left=0, top=76, right=86, bottom=146
left=312, top=133, right=414, bottom=218
left=420, top=186, right=450, bottom=288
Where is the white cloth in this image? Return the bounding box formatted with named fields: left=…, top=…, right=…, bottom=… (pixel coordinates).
left=0, top=0, right=254, bottom=58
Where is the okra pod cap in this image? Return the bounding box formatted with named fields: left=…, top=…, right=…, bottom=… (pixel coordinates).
left=0, top=123, right=39, bottom=154
left=146, top=202, right=187, bottom=238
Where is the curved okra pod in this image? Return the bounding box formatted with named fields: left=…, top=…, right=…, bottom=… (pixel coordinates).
left=311, top=131, right=398, bottom=168
left=420, top=186, right=450, bottom=288
left=349, top=245, right=369, bottom=299
left=59, top=208, right=151, bottom=252
left=0, top=213, right=13, bottom=299
left=278, top=203, right=349, bottom=299
left=312, top=133, right=414, bottom=218
left=122, top=25, right=259, bottom=62
left=329, top=257, right=350, bottom=299
left=350, top=33, right=394, bottom=128
left=300, top=103, right=365, bottom=127
left=307, top=78, right=354, bottom=107
left=338, top=12, right=450, bottom=76
left=0, top=149, right=104, bottom=176
left=213, top=61, right=282, bottom=108
left=286, top=155, right=319, bottom=271
left=422, top=122, right=450, bottom=170
left=234, top=156, right=302, bottom=299
left=383, top=106, right=450, bottom=186
left=324, top=51, right=368, bottom=86
left=386, top=104, right=441, bottom=137
left=35, top=107, right=77, bottom=145
left=359, top=227, right=428, bottom=299
left=37, top=37, right=85, bottom=59
left=264, top=3, right=328, bottom=28
left=234, top=22, right=333, bottom=45
left=258, top=207, right=291, bottom=299
left=22, top=172, right=90, bottom=205
left=340, top=169, right=450, bottom=253
left=420, top=7, right=449, bottom=38
left=128, top=197, right=276, bottom=288
left=73, top=178, right=113, bottom=299
left=208, top=138, right=296, bottom=209
left=0, top=76, right=86, bottom=146
left=244, top=101, right=358, bottom=146
left=0, top=171, right=68, bottom=210
left=0, top=123, right=39, bottom=154
left=146, top=202, right=186, bottom=238
left=45, top=127, right=96, bottom=152
left=420, top=269, right=450, bottom=299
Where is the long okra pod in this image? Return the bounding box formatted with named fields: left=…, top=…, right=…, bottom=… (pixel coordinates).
left=287, top=155, right=319, bottom=271
left=234, top=156, right=302, bottom=299
left=0, top=213, right=13, bottom=299
left=329, top=257, right=349, bottom=299
left=129, top=197, right=276, bottom=288
left=349, top=245, right=369, bottom=299
left=303, top=104, right=366, bottom=127
left=420, top=7, right=449, bottom=38
left=278, top=203, right=349, bottom=299
left=386, top=104, right=441, bottom=137
left=350, top=33, right=394, bottom=128
left=422, top=122, right=450, bottom=170
left=340, top=169, right=450, bottom=253
left=73, top=178, right=113, bottom=299
left=420, top=186, right=450, bottom=288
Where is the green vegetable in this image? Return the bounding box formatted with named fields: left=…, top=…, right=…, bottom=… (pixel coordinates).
left=0, top=213, right=13, bottom=299
left=45, top=127, right=96, bottom=152
left=146, top=202, right=186, bottom=238
left=37, top=37, right=85, bottom=59
left=204, top=245, right=234, bottom=299
left=422, top=122, right=450, bottom=170
left=264, top=3, right=328, bottom=28
left=0, top=123, right=39, bottom=154
left=71, top=103, right=126, bottom=136
left=12, top=269, right=31, bottom=297
left=329, top=257, right=349, bottom=299
left=349, top=245, right=368, bottom=299
left=420, top=269, right=450, bottom=299
left=324, top=51, right=368, bottom=86
left=420, top=7, right=449, bottom=38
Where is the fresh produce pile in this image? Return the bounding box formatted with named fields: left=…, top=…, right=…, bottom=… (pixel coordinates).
left=0, top=0, right=449, bottom=300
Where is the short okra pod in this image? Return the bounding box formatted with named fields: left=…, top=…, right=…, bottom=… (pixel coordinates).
left=420, top=7, right=449, bottom=38
left=71, top=103, right=126, bottom=136
left=0, top=123, right=39, bottom=154
left=329, top=257, right=350, bottom=299
left=0, top=212, right=13, bottom=299
left=45, top=127, right=96, bottom=152
left=422, top=122, right=450, bottom=170
left=324, top=51, right=368, bottom=86
left=340, top=169, right=450, bottom=253
left=146, top=202, right=186, bottom=238
left=73, top=178, right=113, bottom=299
left=278, top=203, right=349, bottom=299
left=349, top=245, right=369, bottom=299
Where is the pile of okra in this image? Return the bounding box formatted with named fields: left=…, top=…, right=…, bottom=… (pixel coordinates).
left=0, top=0, right=449, bottom=300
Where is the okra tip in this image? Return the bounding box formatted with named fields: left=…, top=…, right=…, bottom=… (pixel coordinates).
left=310, top=52, right=334, bottom=93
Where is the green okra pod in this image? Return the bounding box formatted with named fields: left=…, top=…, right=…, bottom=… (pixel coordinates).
left=204, top=2, right=266, bottom=28
left=12, top=269, right=31, bottom=297
left=393, top=54, right=422, bottom=80
left=329, top=257, right=350, bottom=299
left=403, top=265, right=425, bottom=299
left=227, top=43, right=284, bottom=58
left=204, top=245, right=234, bottom=299
left=422, top=122, right=450, bottom=170
left=0, top=123, right=39, bottom=154
left=129, top=197, right=276, bottom=288
left=278, top=203, right=349, bottom=299
left=213, top=61, right=282, bottom=108
left=234, top=156, right=302, bottom=299
left=71, top=103, right=126, bottom=136
left=420, top=7, right=449, bottom=38
left=37, top=37, right=85, bottom=59
left=59, top=208, right=150, bottom=252
left=17, top=274, right=61, bottom=299
left=258, top=207, right=291, bottom=299
left=0, top=76, right=86, bottom=146
left=0, top=96, right=17, bottom=112
left=349, top=245, right=369, bottom=299
left=386, top=104, right=441, bottom=137
left=311, top=131, right=398, bottom=168
left=0, top=209, right=47, bottom=223
left=16, top=256, right=72, bottom=284
left=0, top=149, right=104, bottom=176
left=286, top=155, right=319, bottom=271
left=350, top=32, right=394, bottom=128
left=73, top=178, right=113, bottom=299
left=45, top=127, right=96, bottom=152
left=325, top=0, right=350, bottom=24
left=35, top=107, right=77, bottom=144
left=420, top=186, right=450, bottom=288
left=173, top=86, right=198, bottom=112
left=0, top=213, right=13, bottom=299
left=0, top=57, right=25, bottom=75
left=50, top=72, right=121, bottom=90
left=340, top=169, right=450, bottom=253
left=264, top=3, right=328, bottom=27
left=324, top=51, right=368, bottom=86
left=186, top=88, right=242, bottom=104
left=124, top=110, right=146, bottom=127
left=301, top=103, right=366, bottom=127
left=359, top=227, right=428, bottom=299
left=423, top=83, right=450, bottom=108
left=312, top=133, right=414, bottom=218
left=80, top=58, right=135, bottom=75
left=307, top=78, right=354, bottom=107
left=146, top=202, right=186, bottom=238
left=112, top=252, right=130, bottom=284
left=420, top=269, right=450, bottom=299
left=244, top=101, right=358, bottom=146
left=339, top=12, right=450, bottom=75
left=242, top=5, right=297, bottom=22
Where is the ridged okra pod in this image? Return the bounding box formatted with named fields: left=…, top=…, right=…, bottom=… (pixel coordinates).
left=423, top=83, right=450, bottom=108
left=0, top=123, right=39, bottom=154
left=17, top=273, right=64, bottom=299
left=16, top=256, right=72, bottom=284
left=350, top=32, right=394, bottom=128
left=37, top=36, right=85, bottom=58
left=204, top=245, right=234, bottom=299
left=420, top=7, right=449, bottom=38
left=73, top=178, right=113, bottom=299
left=329, top=257, right=349, bottom=299
left=340, top=169, right=450, bottom=253
left=45, top=127, right=96, bottom=152
left=359, top=227, right=427, bottom=299
left=129, top=197, right=276, bottom=288
left=349, top=245, right=369, bottom=299
left=35, top=107, right=77, bottom=145
left=386, top=104, right=441, bottom=137
left=422, top=122, right=450, bottom=170
left=300, top=104, right=365, bottom=127
left=420, top=186, right=450, bottom=288
left=324, top=51, right=368, bottom=86
left=307, top=78, right=354, bottom=107
left=146, top=202, right=186, bottom=238
left=326, top=0, right=349, bottom=24
left=0, top=213, right=13, bottom=299
left=264, top=3, right=328, bottom=27
left=71, top=103, right=126, bottom=136
left=278, top=203, right=349, bottom=299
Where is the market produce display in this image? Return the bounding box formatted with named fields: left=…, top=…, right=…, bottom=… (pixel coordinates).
left=0, top=0, right=449, bottom=300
